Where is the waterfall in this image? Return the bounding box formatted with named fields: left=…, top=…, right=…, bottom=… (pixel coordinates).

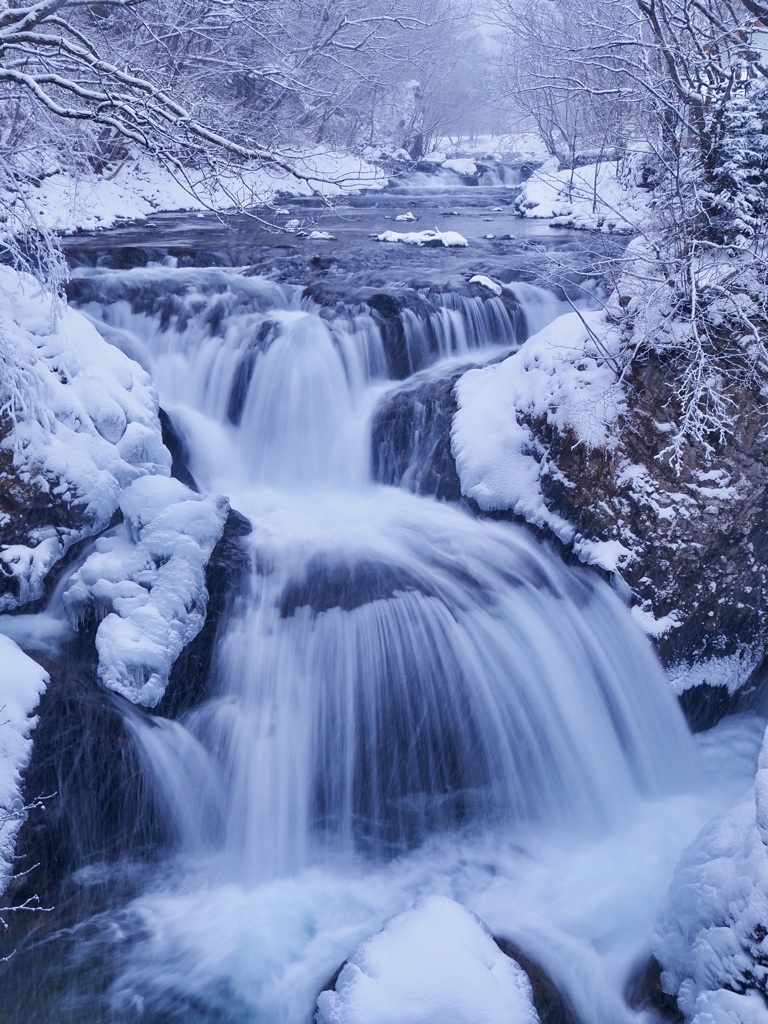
left=9, top=261, right=729, bottom=1024
left=70, top=265, right=696, bottom=881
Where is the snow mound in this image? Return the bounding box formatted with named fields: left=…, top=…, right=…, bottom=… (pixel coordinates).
left=0, top=636, right=47, bottom=894
left=0, top=267, right=170, bottom=609
left=316, top=895, right=540, bottom=1024
left=64, top=475, right=228, bottom=707
left=306, top=230, right=336, bottom=241
left=377, top=228, right=468, bottom=247
left=515, top=160, right=650, bottom=234
left=469, top=275, right=503, bottom=296
left=442, top=158, right=478, bottom=176
left=395, top=212, right=417, bottom=222
left=654, top=726, right=768, bottom=1024
left=452, top=311, right=627, bottom=571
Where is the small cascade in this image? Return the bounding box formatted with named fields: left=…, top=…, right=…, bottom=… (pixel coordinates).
left=506, top=280, right=574, bottom=337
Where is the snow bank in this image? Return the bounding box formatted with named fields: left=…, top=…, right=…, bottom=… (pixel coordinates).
left=0, top=636, right=47, bottom=894
left=377, top=228, right=468, bottom=247
left=0, top=267, right=170, bottom=609
left=316, top=895, right=540, bottom=1024
left=3, top=148, right=385, bottom=235
left=516, top=160, right=650, bottom=234
left=654, top=725, right=768, bottom=1024
left=452, top=311, right=628, bottom=571
left=64, top=475, right=228, bottom=708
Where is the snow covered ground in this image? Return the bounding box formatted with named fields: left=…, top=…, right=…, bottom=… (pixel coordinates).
left=516, top=159, right=651, bottom=233
left=2, top=148, right=386, bottom=236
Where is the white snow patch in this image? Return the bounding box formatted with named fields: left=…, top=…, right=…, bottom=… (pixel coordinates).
left=306, top=231, right=336, bottom=241
left=315, top=895, right=540, bottom=1024
left=377, top=228, right=468, bottom=247
left=469, top=275, right=503, bottom=296
left=631, top=604, right=682, bottom=638
left=0, top=267, right=170, bottom=609
left=0, top=636, right=47, bottom=894
left=666, top=646, right=763, bottom=696
left=64, top=475, right=228, bottom=707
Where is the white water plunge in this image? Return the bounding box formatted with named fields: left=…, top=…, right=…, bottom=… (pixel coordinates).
left=66, top=265, right=730, bottom=1024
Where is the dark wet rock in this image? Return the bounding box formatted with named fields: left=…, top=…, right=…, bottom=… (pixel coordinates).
left=511, top=351, right=768, bottom=713
left=11, top=647, right=163, bottom=909
left=625, top=955, right=683, bottom=1024
left=159, top=408, right=197, bottom=491
left=279, top=556, right=426, bottom=618
left=495, top=938, right=581, bottom=1024
left=157, top=506, right=252, bottom=719
left=372, top=369, right=465, bottom=502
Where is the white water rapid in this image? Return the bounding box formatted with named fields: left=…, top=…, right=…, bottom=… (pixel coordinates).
left=17, top=264, right=762, bottom=1024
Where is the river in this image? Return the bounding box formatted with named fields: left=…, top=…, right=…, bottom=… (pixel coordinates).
left=0, top=178, right=763, bottom=1024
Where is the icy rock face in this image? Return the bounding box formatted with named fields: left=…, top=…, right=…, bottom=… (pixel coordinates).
left=64, top=476, right=229, bottom=707
left=453, top=309, right=768, bottom=706
left=653, top=726, right=768, bottom=1024
left=316, top=895, right=540, bottom=1024
left=0, top=267, right=170, bottom=610
left=0, top=636, right=48, bottom=894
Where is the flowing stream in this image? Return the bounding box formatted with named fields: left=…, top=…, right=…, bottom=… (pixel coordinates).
left=1, top=188, right=764, bottom=1023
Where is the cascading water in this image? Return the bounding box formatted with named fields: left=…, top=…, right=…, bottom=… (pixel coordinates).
left=3, top=257, right=759, bottom=1024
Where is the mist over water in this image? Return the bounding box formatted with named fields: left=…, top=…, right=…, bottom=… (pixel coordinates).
left=5, top=250, right=762, bottom=1024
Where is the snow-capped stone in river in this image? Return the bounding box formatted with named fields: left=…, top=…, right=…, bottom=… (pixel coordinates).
left=316, top=895, right=540, bottom=1024
left=377, top=228, right=468, bottom=247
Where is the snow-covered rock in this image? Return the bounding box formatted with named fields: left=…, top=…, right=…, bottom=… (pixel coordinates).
left=64, top=476, right=228, bottom=708
left=442, top=158, right=478, bottom=176
left=0, top=267, right=170, bottom=610
left=469, top=275, right=502, bottom=296
left=0, top=636, right=47, bottom=894
left=654, top=726, right=768, bottom=1024
left=377, top=228, right=468, bottom=247
left=316, top=895, right=540, bottom=1024
left=453, top=310, right=628, bottom=572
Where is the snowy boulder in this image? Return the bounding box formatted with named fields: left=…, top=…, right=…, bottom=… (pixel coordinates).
left=0, top=267, right=170, bottom=610
left=0, top=636, right=48, bottom=894
left=653, top=743, right=768, bottom=1024
left=316, top=895, right=540, bottom=1024
left=377, top=228, right=468, bottom=248
left=443, top=158, right=478, bottom=176
left=452, top=311, right=628, bottom=572
left=64, top=475, right=229, bottom=707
